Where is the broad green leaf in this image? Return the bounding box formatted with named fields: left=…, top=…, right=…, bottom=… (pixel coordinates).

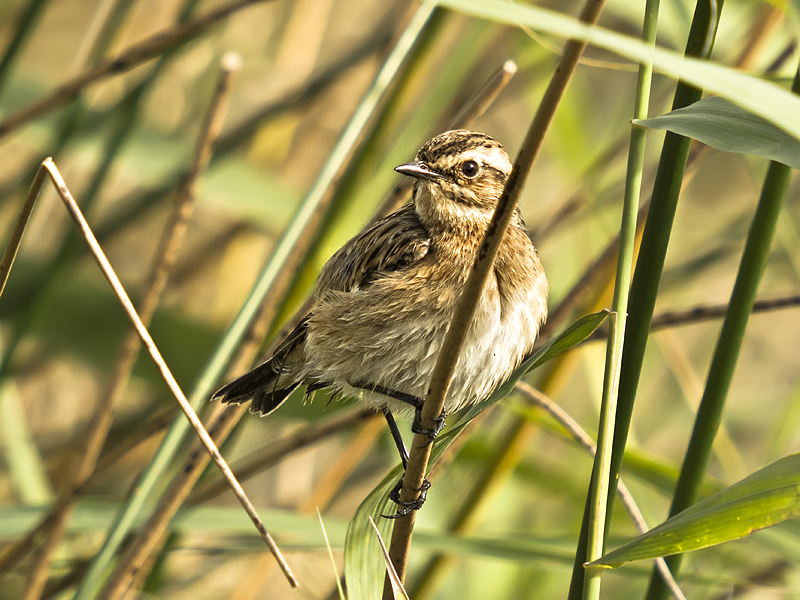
left=437, top=0, right=800, bottom=141
left=344, top=471, right=397, bottom=600
left=635, top=97, right=800, bottom=168
left=590, top=454, right=800, bottom=568
left=344, top=311, right=608, bottom=599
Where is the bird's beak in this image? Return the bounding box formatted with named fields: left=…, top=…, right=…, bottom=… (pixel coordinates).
left=394, top=160, right=443, bottom=181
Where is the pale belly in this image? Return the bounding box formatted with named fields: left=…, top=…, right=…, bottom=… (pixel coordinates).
left=301, top=280, right=541, bottom=414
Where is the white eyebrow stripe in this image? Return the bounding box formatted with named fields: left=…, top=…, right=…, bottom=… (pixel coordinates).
left=434, top=147, right=511, bottom=175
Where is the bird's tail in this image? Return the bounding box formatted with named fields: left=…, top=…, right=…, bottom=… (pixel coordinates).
left=212, top=359, right=299, bottom=415
left=213, top=316, right=309, bottom=415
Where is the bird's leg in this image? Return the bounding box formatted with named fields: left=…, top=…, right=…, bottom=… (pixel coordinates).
left=356, top=382, right=447, bottom=446
left=381, top=408, right=431, bottom=518
left=382, top=408, right=408, bottom=469
left=376, top=403, right=437, bottom=518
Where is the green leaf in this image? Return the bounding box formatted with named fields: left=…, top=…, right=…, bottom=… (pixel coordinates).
left=634, top=97, right=800, bottom=168
left=344, top=471, right=397, bottom=600
left=343, top=311, right=608, bottom=598
left=590, top=454, right=800, bottom=569
left=437, top=0, right=800, bottom=141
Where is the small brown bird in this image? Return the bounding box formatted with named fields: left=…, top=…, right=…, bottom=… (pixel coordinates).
left=214, top=130, right=547, bottom=513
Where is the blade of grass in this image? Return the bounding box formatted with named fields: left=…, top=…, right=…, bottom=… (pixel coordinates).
left=567, top=0, right=724, bottom=596
left=593, top=454, right=800, bottom=569
left=0, top=165, right=48, bottom=297
left=439, top=0, right=800, bottom=141
left=371, top=517, right=410, bottom=600
left=583, top=1, right=659, bottom=598
left=0, top=0, right=51, bottom=100
left=635, top=97, right=800, bottom=169
left=0, top=380, right=53, bottom=505
left=320, top=509, right=346, bottom=600
left=644, top=60, right=800, bottom=600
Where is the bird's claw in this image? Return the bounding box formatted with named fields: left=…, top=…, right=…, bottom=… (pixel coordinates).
left=382, top=475, right=432, bottom=519
left=411, top=405, right=447, bottom=446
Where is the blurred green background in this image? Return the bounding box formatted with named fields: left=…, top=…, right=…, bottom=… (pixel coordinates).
left=0, top=0, right=799, bottom=598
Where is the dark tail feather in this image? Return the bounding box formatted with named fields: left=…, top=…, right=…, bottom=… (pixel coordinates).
left=213, top=315, right=310, bottom=415
left=212, top=361, right=298, bottom=416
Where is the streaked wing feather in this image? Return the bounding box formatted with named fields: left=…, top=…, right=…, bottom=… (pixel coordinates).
left=316, top=204, right=429, bottom=293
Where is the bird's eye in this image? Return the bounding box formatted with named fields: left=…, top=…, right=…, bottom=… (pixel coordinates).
left=461, top=160, right=480, bottom=178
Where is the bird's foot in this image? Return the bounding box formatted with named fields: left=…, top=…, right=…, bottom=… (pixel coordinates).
left=382, top=475, right=432, bottom=519
left=412, top=404, right=448, bottom=446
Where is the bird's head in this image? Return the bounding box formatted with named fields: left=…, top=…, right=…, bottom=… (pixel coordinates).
left=395, top=130, right=512, bottom=226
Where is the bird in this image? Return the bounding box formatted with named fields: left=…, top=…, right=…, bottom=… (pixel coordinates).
left=213, top=129, right=548, bottom=515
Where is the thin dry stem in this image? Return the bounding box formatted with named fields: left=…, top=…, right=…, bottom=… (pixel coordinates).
left=514, top=382, right=686, bottom=600
left=0, top=0, right=269, bottom=140
left=189, top=406, right=377, bottom=504
left=38, top=158, right=296, bottom=586
left=651, top=295, right=800, bottom=329
left=0, top=165, right=48, bottom=296
left=447, top=59, right=517, bottom=131
left=96, top=289, right=296, bottom=600
left=384, top=1, right=608, bottom=592
left=12, top=56, right=243, bottom=600
left=97, top=402, right=240, bottom=600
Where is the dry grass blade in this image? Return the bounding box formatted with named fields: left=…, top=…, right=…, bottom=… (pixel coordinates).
left=99, top=290, right=300, bottom=599
left=447, top=59, right=517, bottom=132
left=514, top=382, right=687, bottom=600
left=0, top=166, right=48, bottom=297
left=383, top=0, right=608, bottom=594
left=319, top=509, right=346, bottom=600
left=97, top=403, right=247, bottom=600
left=12, top=159, right=296, bottom=587
left=371, top=517, right=410, bottom=600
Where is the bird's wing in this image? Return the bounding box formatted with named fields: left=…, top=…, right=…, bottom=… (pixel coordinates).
left=214, top=205, right=428, bottom=412
left=315, top=203, right=430, bottom=294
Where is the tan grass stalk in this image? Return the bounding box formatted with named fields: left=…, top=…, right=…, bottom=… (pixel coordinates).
left=383, top=1, right=608, bottom=594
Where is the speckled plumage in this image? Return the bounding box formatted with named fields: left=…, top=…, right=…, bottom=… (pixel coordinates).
left=214, top=130, right=548, bottom=418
